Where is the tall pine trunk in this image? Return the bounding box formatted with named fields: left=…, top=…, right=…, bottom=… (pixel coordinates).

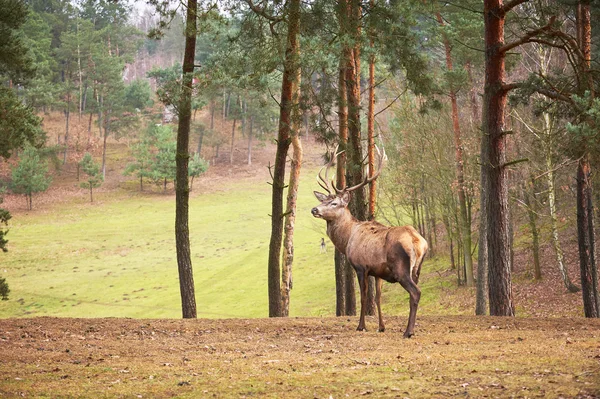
left=577, top=155, right=599, bottom=317
left=101, top=109, right=109, bottom=180
left=77, top=17, right=83, bottom=122
left=268, top=0, right=300, bottom=317
left=367, top=0, right=376, bottom=221
left=64, top=87, right=71, bottom=165
left=230, top=118, right=237, bottom=164
left=575, top=0, right=599, bottom=318
left=247, top=116, right=254, bottom=166
left=175, top=0, right=198, bottom=319
left=345, top=0, right=376, bottom=316
left=482, top=0, right=514, bottom=316
left=336, top=0, right=355, bottom=317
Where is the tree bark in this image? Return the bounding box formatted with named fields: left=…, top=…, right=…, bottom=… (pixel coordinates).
left=230, top=118, right=237, bottom=164
left=344, top=0, right=376, bottom=316
left=336, top=0, right=355, bottom=317
left=64, top=87, right=71, bottom=165
left=281, top=133, right=302, bottom=316
left=482, top=0, right=514, bottom=316
left=175, top=0, right=198, bottom=319
left=247, top=116, right=254, bottom=165
left=281, top=44, right=303, bottom=317
left=367, top=0, right=376, bottom=221
left=77, top=18, right=83, bottom=122
left=575, top=0, right=599, bottom=318
left=101, top=108, right=109, bottom=180
left=577, top=155, right=599, bottom=317
left=476, top=135, right=489, bottom=313
left=267, top=0, right=300, bottom=318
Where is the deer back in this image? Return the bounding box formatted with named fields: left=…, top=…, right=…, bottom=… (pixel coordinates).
left=344, top=220, right=392, bottom=267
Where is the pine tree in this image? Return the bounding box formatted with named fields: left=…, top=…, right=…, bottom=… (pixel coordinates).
left=188, top=153, right=208, bottom=190
left=10, top=146, right=52, bottom=210
left=151, top=130, right=177, bottom=191
left=124, top=139, right=153, bottom=191
left=0, top=190, right=10, bottom=252
left=0, top=276, right=9, bottom=300
left=79, top=153, right=103, bottom=202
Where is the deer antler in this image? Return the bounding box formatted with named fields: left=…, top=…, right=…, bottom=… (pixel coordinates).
left=317, top=145, right=342, bottom=195
left=339, top=145, right=385, bottom=194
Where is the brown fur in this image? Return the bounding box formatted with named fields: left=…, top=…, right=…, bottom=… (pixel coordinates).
left=312, top=191, right=428, bottom=337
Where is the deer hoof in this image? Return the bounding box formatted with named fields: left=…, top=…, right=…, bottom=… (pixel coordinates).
left=356, top=326, right=367, bottom=332
left=403, top=331, right=414, bottom=339
left=378, top=327, right=385, bottom=333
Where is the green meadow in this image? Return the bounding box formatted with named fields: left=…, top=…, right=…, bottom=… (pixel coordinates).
left=0, top=168, right=458, bottom=320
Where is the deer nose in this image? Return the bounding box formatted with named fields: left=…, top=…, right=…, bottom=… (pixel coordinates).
left=311, top=207, right=319, bottom=215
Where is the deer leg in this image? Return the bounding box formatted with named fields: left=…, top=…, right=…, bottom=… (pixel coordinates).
left=355, top=267, right=369, bottom=331
left=398, top=275, right=421, bottom=338
left=375, top=277, right=385, bottom=332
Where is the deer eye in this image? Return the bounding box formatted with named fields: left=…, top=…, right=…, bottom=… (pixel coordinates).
left=331, top=202, right=338, bottom=207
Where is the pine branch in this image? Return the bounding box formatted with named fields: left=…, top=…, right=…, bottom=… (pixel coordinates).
left=244, top=0, right=283, bottom=23
left=499, top=16, right=556, bottom=54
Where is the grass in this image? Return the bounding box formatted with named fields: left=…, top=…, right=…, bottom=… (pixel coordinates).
left=1, top=161, right=456, bottom=320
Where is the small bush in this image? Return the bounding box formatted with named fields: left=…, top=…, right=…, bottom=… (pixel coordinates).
left=0, top=277, right=9, bottom=300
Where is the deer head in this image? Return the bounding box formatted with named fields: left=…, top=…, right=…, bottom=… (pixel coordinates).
left=311, top=146, right=384, bottom=221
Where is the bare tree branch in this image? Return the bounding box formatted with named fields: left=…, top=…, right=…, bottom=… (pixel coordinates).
left=374, top=87, right=408, bottom=118
left=501, top=0, right=530, bottom=14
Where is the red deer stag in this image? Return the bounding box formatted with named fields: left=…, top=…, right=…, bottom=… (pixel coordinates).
left=311, top=147, right=428, bottom=338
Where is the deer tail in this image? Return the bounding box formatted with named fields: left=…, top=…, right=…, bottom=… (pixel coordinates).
left=412, top=242, right=427, bottom=285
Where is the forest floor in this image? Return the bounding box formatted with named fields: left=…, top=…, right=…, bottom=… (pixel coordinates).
left=1, top=316, right=599, bottom=398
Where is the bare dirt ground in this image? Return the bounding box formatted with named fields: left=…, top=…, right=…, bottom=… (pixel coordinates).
left=1, top=316, right=599, bottom=398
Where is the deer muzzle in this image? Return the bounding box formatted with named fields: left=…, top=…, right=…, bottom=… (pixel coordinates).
left=311, top=207, right=321, bottom=218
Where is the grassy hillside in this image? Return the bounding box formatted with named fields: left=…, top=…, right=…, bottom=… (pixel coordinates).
left=1, top=111, right=586, bottom=320
left=0, top=144, right=463, bottom=320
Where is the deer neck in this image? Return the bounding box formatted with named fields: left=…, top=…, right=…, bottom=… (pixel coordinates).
left=326, top=210, right=357, bottom=255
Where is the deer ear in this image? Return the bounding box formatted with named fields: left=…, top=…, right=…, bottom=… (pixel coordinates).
left=340, top=191, right=351, bottom=206
left=314, top=191, right=329, bottom=202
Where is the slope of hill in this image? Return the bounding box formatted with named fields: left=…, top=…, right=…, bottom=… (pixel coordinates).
left=0, top=111, right=590, bottom=320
